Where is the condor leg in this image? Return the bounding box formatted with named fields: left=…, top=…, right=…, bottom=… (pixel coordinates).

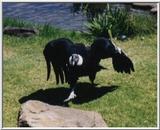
left=64, top=78, right=78, bottom=102
left=89, top=73, right=96, bottom=85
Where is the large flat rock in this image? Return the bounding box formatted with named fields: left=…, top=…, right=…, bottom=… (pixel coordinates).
left=18, top=100, right=107, bottom=127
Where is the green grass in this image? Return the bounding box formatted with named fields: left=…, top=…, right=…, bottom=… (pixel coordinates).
left=3, top=18, right=157, bottom=127
left=3, top=17, right=34, bottom=28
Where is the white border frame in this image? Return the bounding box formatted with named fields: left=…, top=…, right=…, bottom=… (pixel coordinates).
left=0, top=1, right=159, bottom=129
left=1, top=0, right=160, bottom=2
left=157, top=2, right=159, bottom=130
left=0, top=1, right=2, bottom=130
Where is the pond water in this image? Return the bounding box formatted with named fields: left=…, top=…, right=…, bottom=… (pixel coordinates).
left=3, top=3, right=87, bottom=31
left=3, top=3, right=153, bottom=31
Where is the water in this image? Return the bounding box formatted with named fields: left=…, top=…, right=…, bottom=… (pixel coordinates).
left=3, top=3, right=87, bottom=31
left=3, top=3, right=153, bottom=31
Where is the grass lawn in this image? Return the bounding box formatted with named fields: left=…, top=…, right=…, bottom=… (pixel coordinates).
left=3, top=25, right=157, bottom=127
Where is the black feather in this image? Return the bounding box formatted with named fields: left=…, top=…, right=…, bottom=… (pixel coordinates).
left=43, top=38, right=73, bottom=84
left=91, top=37, right=134, bottom=74
left=43, top=37, right=135, bottom=88
left=112, top=51, right=134, bottom=74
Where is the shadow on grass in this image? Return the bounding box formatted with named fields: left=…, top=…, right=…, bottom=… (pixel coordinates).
left=19, top=82, right=119, bottom=107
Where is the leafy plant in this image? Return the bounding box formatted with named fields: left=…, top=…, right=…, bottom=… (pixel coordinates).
left=109, top=8, right=134, bottom=37
left=131, top=14, right=156, bottom=36
left=85, top=8, right=156, bottom=38
left=85, top=12, right=112, bottom=38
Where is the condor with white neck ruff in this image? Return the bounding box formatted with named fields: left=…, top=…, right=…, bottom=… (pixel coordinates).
left=43, top=38, right=134, bottom=102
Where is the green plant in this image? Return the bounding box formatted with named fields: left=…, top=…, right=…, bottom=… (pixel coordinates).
left=109, top=8, right=134, bottom=37
left=39, top=24, right=59, bottom=37
left=84, top=8, right=133, bottom=38
left=3, top=17, right=33, bottom=28
left=85, top=12, right=112, bottom=38
left=131, top=14, right=156, bottom=36
left=85, top=8, right=156, bottom=38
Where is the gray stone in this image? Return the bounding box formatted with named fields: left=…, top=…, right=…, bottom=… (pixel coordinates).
left=132, top=3, right=157, bottom=13
left=18, top=100, right=107, bottom=127
left=3, top=27, right=38, bottom=37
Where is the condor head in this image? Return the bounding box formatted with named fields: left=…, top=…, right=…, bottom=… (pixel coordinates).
left=91, top=38, right=119, bottom=59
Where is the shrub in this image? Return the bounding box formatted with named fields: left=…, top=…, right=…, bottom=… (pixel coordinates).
left=85, top=13, right=112, bottom=38
left=85, top=8, right=156, bottom=38
left=109, top=8, right=135, bottom=37
left=131, top=14, right=156, bottom=36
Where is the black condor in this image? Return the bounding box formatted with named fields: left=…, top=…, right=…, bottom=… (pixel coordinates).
left=43, top=38, right=134, bottom=102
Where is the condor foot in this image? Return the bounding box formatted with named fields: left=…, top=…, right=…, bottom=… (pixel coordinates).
left=64, top=91, right=77, bottom=102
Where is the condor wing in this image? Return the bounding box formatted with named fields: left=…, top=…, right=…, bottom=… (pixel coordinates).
left=112, top=50, right=134, bottom=74
left=91, top=38, right=134, bottom=74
